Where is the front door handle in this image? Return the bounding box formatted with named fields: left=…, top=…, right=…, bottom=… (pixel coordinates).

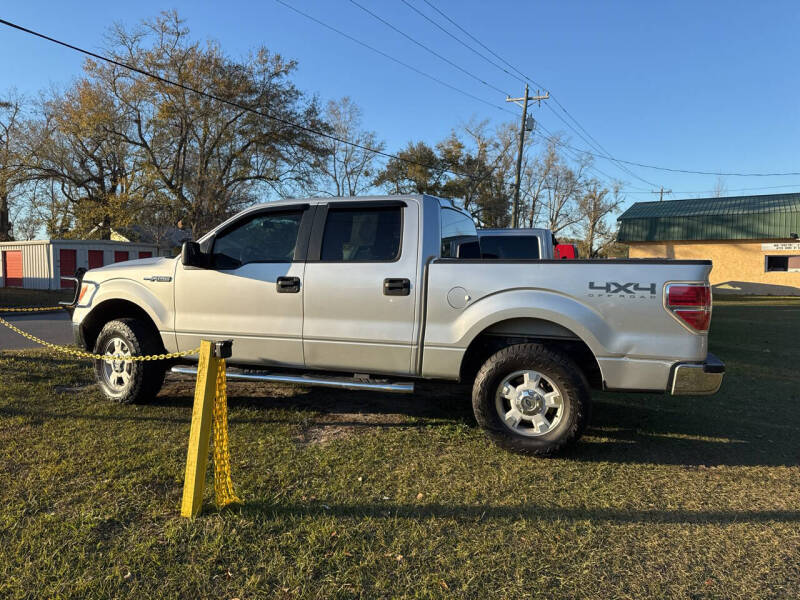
left=276, top=276, right=301, bottom=293
left=383, top=278, right=410, bottom=296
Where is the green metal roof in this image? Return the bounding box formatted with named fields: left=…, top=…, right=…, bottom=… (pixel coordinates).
left=617, top=193, right=800, bottom=242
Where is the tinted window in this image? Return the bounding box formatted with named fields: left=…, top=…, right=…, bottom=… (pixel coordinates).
left=212, top=210, right=303, bottom=269
left=321, top=206, right=402, bottom=261
left=441, top=208, right=478, bottom=258
left=480, top=235, right=541, bottom=259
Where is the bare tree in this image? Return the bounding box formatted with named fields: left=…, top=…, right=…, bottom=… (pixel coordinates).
left=92, top=11, right=327, bottom=237
left=312, top=97, right=384, bottom=197
left=712, top=177, right=728, bottom=198
left=540, top=137, right=587, bottom=234
left=577, top=181, right=624, bottom=257
left=20, top=81, right=143, bottom=239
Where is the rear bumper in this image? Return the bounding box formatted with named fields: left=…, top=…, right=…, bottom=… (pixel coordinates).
left=669, top=352, right=725, bottom=395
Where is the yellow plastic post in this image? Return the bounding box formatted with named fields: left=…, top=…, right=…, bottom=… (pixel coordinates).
left=180, top=340, right=219, bottom=518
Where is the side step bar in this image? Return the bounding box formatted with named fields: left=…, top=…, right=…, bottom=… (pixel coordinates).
left=170, top=366, right=415, bottom=394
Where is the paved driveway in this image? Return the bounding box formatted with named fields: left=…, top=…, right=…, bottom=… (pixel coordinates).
left=0, top=312, right=73, bottom=350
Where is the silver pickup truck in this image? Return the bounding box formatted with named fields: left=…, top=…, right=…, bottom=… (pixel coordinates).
left=71, top=194, right=724, bottom=455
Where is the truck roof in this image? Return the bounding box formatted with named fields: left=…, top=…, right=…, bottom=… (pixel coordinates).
left=478, top=228, right=551, bottom=236
left=233, top=194, right=472, bottom=219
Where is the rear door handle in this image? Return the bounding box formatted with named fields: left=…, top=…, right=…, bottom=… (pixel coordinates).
left=276, top=276, right=301, bottom=293
left=383, top=278, right=410, bottom=296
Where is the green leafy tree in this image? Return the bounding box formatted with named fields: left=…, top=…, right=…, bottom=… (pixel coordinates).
left=372, top=140, right=448, bottom=196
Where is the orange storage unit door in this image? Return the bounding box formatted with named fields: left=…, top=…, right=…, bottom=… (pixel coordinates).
left=114, top=251, right=129, bottom=263
left=59, top=249, right=77, bottom=288
left=2, top=250, right=23, bottom=287
left=88, top=250, right=104, bottom=269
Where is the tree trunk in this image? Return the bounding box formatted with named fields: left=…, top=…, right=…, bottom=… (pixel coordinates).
left=100, top=214, right=111, bottom=240
left=0, top=193, right=12, bottom=241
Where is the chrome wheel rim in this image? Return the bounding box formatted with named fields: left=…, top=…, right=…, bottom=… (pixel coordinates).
left=495, top=370, right=564, bottom=437
left=101, top=337, right=133, bottom=394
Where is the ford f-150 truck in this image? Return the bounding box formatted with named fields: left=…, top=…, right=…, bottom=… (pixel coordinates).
left=71, top=195, right=724, bottom=455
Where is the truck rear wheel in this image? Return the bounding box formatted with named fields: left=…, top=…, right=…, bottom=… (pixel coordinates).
left=472, top=343, right=591, bottom=456
left=93, top=318, right=166, bottom=404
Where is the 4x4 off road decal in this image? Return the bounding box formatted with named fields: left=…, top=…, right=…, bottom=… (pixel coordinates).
left=588, top=281, right=657, bottom=298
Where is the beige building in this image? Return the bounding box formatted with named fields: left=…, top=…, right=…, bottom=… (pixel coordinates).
left=618, top=194, right=800, bottom=296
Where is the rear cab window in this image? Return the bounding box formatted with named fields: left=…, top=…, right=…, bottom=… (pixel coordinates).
left=440, top=208, right=478, bottom=258
left=479, top=235, right=541, bottom=259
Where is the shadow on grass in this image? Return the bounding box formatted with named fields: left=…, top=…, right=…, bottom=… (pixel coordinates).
left=235, top=500, right=800, bottom=525
left=149, top=380, right=476, bottom=425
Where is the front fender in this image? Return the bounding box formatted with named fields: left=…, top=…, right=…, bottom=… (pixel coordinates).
left=73, top=277, right=173, bottom=335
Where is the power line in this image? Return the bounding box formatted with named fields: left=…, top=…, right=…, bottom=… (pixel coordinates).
left=276, top=0, right=664, bottom=190
left=625, top=184, right=800, bottom=195
left=556, top=141, right=800, bottom=177
left=420, top=0, right=537, bottom=86
left=272, top=0, right=516, bottom=117
left=0, top=17, right=497, bottom=184
left=417, top=1, right=800, bottom=180
left=348, top=0, right=512, bottom=98
left=398, top=0, right=525, bottom=85
left=405, top=0, right=659, bottom=188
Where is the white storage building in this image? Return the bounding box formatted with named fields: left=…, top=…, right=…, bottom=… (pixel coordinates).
left=0, top=240, right=161, bottom=290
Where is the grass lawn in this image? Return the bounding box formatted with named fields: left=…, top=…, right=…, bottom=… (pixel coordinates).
left=0, top=288, right=74, bottom=309
left=1, top=298, right=800, bottom=599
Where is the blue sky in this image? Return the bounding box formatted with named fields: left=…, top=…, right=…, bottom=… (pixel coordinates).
left=2, top=0, right=799, bottom=208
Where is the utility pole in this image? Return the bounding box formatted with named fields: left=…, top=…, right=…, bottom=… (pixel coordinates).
left=507, top=85, right=549, bottom=227
left=652, top=186, right=672, bottom=201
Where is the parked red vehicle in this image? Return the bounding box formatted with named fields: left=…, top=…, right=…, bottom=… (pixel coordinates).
left=555, top=244, right=578, bottom=260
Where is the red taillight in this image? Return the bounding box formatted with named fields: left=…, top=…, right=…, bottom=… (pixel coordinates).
left=667, top=285, right=710, bottom=307
left=666, top=284, right=712, bottom=332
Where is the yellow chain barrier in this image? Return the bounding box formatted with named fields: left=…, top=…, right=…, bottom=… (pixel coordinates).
left=4, top=307, right=238, bottom=515
left=0, top=311, right=199, bottom=361
left=212, top=358, right=240, bottom=508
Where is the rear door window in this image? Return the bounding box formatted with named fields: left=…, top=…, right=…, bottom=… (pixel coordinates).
left=320, top=206, right=402, bottom=261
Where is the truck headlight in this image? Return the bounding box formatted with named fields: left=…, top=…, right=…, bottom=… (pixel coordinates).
left=77, top=281, right=98, bottom=307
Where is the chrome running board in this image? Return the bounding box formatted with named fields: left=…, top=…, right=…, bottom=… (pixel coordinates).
left=170, top=366, right=415, bottom=394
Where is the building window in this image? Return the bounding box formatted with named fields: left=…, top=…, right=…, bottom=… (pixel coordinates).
left=765, top=255, right=800, bottom=272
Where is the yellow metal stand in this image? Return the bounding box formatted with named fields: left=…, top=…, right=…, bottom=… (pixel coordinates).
left=181, top=339, right=236, bottom=518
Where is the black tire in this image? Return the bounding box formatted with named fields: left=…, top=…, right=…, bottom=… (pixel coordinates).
left=472, top=343, right=591, bottom=456
left=93, top=318, right=166, bottom=404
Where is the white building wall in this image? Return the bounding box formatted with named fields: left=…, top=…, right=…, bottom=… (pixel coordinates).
left=1, top=240, right=161, bottom=289
left=0, top=241, right=52, bottom=289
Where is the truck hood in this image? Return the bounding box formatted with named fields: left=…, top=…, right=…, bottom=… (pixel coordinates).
left=84, top=256, right=177, bottom=283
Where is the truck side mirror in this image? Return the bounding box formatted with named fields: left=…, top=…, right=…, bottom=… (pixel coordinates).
left=181, top=241, right=208, bottom=268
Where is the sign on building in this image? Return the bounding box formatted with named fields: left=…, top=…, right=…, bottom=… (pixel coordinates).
left=761, top=242, right=800, bottom=251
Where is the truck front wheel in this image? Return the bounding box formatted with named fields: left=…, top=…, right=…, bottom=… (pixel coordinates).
left=93, top=318, right=166, bottom=404
left=472, top=343, right=591, bottom=456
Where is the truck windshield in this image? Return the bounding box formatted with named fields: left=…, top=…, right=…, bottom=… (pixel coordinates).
left=441, top=208, right=478, bottom=258
left=479, top=235, right=541, bottom=259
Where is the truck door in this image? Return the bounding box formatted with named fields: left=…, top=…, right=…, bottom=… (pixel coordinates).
left=174, top=205, right=313, bottom=367
left=302, top=200, right=419, bottom=375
